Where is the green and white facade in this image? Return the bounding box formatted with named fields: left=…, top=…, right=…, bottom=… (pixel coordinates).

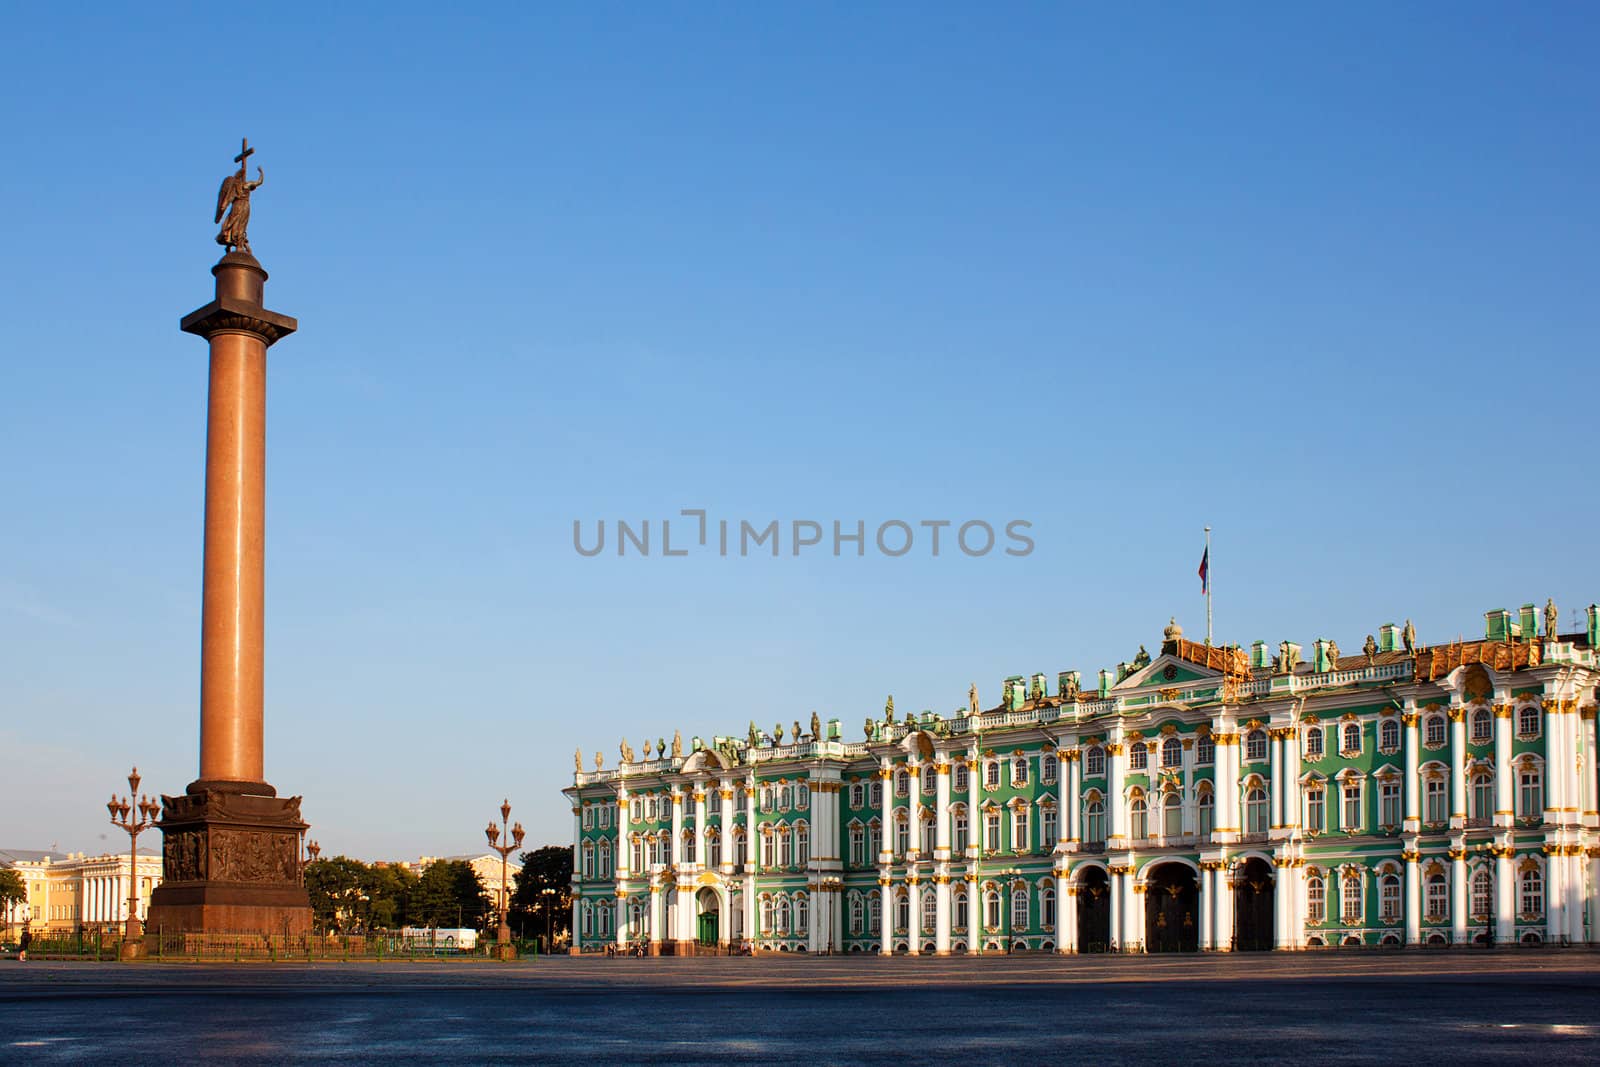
left=563, top=606, right=1600, bottom=954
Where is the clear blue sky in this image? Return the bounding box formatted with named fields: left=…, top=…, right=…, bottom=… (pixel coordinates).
left=3, top=4, right=1596, bottom=859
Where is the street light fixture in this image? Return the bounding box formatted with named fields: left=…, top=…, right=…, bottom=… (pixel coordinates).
left=485, top=798, right=525, bottom=959
left=540, top=885, right=557, bottom=955
left=106, top=766, right=160, bottom=960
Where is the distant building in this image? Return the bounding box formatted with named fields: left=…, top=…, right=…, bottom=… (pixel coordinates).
left=563, top=606, right=1600, bottom=955
left=1, top=848, right=162, bottom=936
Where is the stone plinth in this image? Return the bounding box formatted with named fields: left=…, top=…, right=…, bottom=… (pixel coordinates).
left=144, top=786, right=312, bottom=936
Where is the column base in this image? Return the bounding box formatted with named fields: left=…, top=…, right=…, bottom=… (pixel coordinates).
left=118, top=940, right=147, bottom=961
left=144, top=785, right=311, bottom=938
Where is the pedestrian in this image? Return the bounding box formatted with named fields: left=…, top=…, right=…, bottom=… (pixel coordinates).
left=18, top=924, right=31, bottom=962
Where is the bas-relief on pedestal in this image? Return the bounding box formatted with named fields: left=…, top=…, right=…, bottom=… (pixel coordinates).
left=145, top=139, right=313, bottom=938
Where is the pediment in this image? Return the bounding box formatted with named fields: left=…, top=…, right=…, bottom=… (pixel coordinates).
left=1113, top=653, right=1222, bottom=692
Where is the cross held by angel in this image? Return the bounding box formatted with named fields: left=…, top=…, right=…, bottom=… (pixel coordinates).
left=216, top=137, right=265, bottom=253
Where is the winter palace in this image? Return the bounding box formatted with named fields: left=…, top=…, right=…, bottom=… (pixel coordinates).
left=562, top=603, right=1600, bottom=954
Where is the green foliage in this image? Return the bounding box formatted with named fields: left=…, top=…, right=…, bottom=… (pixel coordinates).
left=408, top=860, right=489, bottom=929
left=511, top=844, right=573, bottom=942
left=303, top=856, right=431, bottom=934
left=0, top=867, right=25, bottom=909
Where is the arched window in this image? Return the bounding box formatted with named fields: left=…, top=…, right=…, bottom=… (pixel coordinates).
left=922, top=765, right=937, bottom=794
left=1517, top=767, right=1542, bottom=819
left=985, top=760, right=1001, bottom=788
left=921, top=888, right=936, bottom=934
left=1425, top=873, right=1448, bottom=920
left=598, top=840, right=613, bottom=878
left=954, top=762, right=970, bottom=792
left=1196, top=734, right=1215, bottom=765
left=1129, top=743, right=1148, bottom=770
left=952, top=806, right=970, bottom=852
left=1379, top=873, right=1401, bottom=920
left=1520, top=868, right=1544, bottom=917
left=848, top=823, right=865, bottom=867
left=1085, top=746, right=1105, bottom=777
left=1424, top=777, right=1446, bottom=825
left=1197, top=788, right=1214, bottom=839
left=1040, top=885, right=1056, bottom=928
left=895, top=769, right=909, bottom=797
left=895, top=890, right=910, bottom=933
left=954, top=887, right=969, bottom=931
left=985, top=808, right=1002, bottom=852
left=1042, top=753, right=1059, bottom=784
left=1011, top=805, right=1029, bottom=851
left=1471, top=773, right=1493, bottom=822
left=894, top=812, right=911, bottom=858
left=1470, top=867, right=1492, bottom=919
left=776, top=896, right=791, bottom=935
left=1425, top=715, right=1446, bottom=747
left=1307, top=875, right=1326, bottom=922
left=1342, top=722, right=1361, bottom=754
left=849, top=782, right=864, bottom=808
left=734, top=827, right=747, bottom=867
left=1040, top=804, right=1058, bottom=846
left=797, top=783, right=810, bottom=809
left=1305, top=727, right=1324, bottom=759
left=1162, top=792, right=1182, bottom=837
left=1470, top=708, right=1492, bottom=744
left=1084, top=796, right=1106, bottom=846
left=1378, top=718, right=1400, bottom=752
left=848, top=893, right=864, bottom=936
left=682, top=829, right=696, bottom=865
left=1341, top=874, right=1363, bottom=923
left=631, top=836, right=644, bottom=873
left=760, top=785, right=773, bottom=812
left=984, top=887, right=1002, bottom=929
left=1245, top=729, right=1267, bottom=762
left=1130, top=793, right=1148, bottom=839
left=868, top=890, right=881, bottom=933
left=794, top=893, right=809, bottom=935
left=709, top=829, right=724, bottom=867
left=921, top=811, right=936, bottom=851
left=759, top=829, right=774, bottom=869
left=1517, top=705, right=1540, bottom=738
left=796, top=821, right=810, bottom=866
left=581, top=840, right=595, bottom=880
left=866, top=818, right=881, bottom=859
left=1011, top=886, right=1029, bottom=931
left=1012, top=756, right=1029, bottom=783
left=1245, top=787, right=1268, bottom=834
left=580, top=900, right=593, bottom=937
left=1161, top=737, right=1181, bottom=768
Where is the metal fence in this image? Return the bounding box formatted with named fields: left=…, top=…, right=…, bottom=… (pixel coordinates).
left=19, top=930, right=546, bottom=962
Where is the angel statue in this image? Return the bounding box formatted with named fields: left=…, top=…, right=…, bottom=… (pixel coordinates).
left=574, top=747, right=583, bottom=772
left=620, top=739, right=635, bottom=764
left=215, top=138, right=265, bottom=254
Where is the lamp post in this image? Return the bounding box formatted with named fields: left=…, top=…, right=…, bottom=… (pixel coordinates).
left=540, top=886, right=557, bottom=954
left=106, top=766, right=160, bottom=960
left=485, top=798, right=525, bottom=959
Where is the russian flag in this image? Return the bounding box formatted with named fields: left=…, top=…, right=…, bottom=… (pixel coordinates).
left=1198, top=546, right=1209, bottom=594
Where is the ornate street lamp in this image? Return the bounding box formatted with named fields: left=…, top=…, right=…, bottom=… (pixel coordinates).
left=540, top=885, right=557, bottom=954
left=485, top=799, right=525, bottom=959
left=106, top=766, right=161, bottom=960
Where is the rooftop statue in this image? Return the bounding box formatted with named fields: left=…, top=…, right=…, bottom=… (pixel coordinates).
left=574, top=747, right=583, bottom=772
left=671, top=730, right=682, bottom=758
left=1363, top=634, right=1378, bottom=664
left=774, top=722, right=785, bottom=743
left=1132, top=645, right=1151, bottom=669
left=747, top=721, right=759, bottom=749
left=1326, top=639, right=1340, bottom=667
left=885, top=695, right=895, bottom=722
left=620, top=739, right=635, bottom=764
left=593, top=751, right=603, bottom=771
left=1546, top=598, right=1559, bottom=639
left=1403, top=619, right=1416, bottom=653
left=793, top=720, right=802, bottom=743
left=811, top=711, right=822, bottom=740
left=214, top=137, right=265, bottom=254
left=968, top=683, right=979, bottom=717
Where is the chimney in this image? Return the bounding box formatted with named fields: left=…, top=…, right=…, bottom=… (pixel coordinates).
left=1484, top=609, right=1512, bottom=642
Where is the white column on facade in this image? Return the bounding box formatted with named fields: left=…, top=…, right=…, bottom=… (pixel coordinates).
left=1582, top=708, right=1598, bottom=830
left=1544, top=696, right=1564, bottom=824
left=1587, top=847, right=1600, bottom=946
left=743, top=873, right=756, bottom=946
left=1284, top=728, right=1302, bottom=834
left=1449, top=705, right=1467, bottom=829
left=1056, top=867, right=1073, bottom=953
left=669, top=788, right=685, bottom=867
left=935, top=759, right=952, bottom=858
left=1270, top=731, right=1285, bottom=830
left=1109, top=867, right=1123, bottom=949
left=571, top=801, right=582, bottom=872
left=1182, top=740, right=1197, bottom=836
left=648, top=886, right=662, bottom=947
left=1567, top=844, right=1585, bottom=945
left=693, top=786, right=707, bottom=870
left=616, top=789, right=631, bottom=879
left=570, top=894, right=581, bottom=951
left=1547, top=845, right=1565, bottom=943
left=744, top=776, right=758, bottom=869
left=719, top=781, right=735, bottom=873
left=880, top=759, right=895, bottom=864
left=1403, top=707, right=1421, bottom=833
left=966, top=875, right=982, bottom=953
left=1129, top=877, right=1145, bottom=953
left=1494, top=700, right=1514, bottom=828
left=906, top=876, right=921, bottom=955
left=1109, top=733, right=1127, bottom=844
left=935, top=875, right=952, bottom=954
left=966, top=754, right=981, bottom=859
left=1404, top=849, right=1421, bottom=944
left=1495, top=848, right=1514, bottom=943
left=880, top=878, right=894, bottom=955
left=716, top=882, right=731, bottom=948
left=1215, top=863, right=1235, bottom=950
left=1272, top=858, right=1289, bottom=948
left=1064, top=748, right=1080, bottom=845
left=616, top=892, right=628, bottom=949
left=1450, top=848, right=1468, bottom=944
left=908, top=759, right=923, bottom=859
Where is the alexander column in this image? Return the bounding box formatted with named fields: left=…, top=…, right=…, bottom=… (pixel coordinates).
left=145, top=139, right=313, bottom=940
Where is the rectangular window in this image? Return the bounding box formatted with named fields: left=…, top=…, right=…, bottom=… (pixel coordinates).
left=985, top=810, right=1002, bottom=851
left=1129, top=744, right=1147, bottom=770
left=1196, top=736, right=1214, bottom=765
left=1012, top=808, right=1029, bottom=852
left=1424, top=779, right=1446, bottom=825
left=1380, top=781, right=1401, bottom=829
left=1041, top=806, right=1058, bottom=846
left=1342, top=783, right=1362, bottom=831
left=1306, top=787, right=1325, bottom=832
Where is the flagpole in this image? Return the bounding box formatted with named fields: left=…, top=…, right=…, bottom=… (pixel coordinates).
left=1205, top=526, right=1212, bottom=646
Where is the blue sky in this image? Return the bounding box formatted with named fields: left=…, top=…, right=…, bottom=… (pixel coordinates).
left=3, top=4, right=1596, bottom=859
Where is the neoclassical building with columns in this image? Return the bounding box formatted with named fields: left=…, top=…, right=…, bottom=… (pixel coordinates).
left=563, top=604, right=1600, bottom=955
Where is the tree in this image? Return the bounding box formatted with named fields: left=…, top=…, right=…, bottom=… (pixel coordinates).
left=407, top=860, right=488, bottom=929
left=304, top=856, right=371, bottom=933
left=511, top=845, right=573, bottom=947
left=1, top=867, right=26, bottom=934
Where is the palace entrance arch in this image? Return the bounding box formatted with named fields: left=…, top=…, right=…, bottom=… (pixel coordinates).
left=1233, top=857, right=1275, bottom=951
left=1144, top=862, right=1199, bottom=952
left=695, top=887, right=720, bottom=947
left=1075, top=866, right=1110, bottom=952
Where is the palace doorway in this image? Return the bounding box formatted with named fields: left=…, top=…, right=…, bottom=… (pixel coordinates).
left=1144, top=862, right=1199, bottom=952
left=695, top=887, right=720, bottom=947
left=1233, top=858, right=1274, bottom=951
left=1075, top=866, right=1111, bottom=952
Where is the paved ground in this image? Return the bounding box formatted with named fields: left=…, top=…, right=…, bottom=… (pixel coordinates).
left=3, top=951, right=1599, bottom=1063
